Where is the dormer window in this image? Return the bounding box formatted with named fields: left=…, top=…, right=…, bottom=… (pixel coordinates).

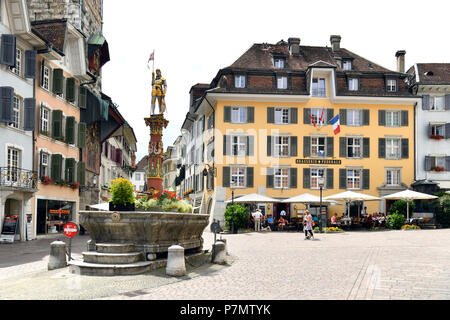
left=348, top=78, right=359, bottom=91
left=274, top=58, right=285, bottom=69
left=277, top=76, right=288, bottom=89
left=386, top=79, right=397, bottom=92
left=235, top=75, right=246, bottom=88
left=312, top=78, right=326, bottom=97
left=343, top=60, right=352, bottom=71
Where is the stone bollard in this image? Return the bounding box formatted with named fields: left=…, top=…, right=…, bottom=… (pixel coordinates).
left=87, top=240, right=96, bottom=252
left=48, top=241, right=67, bottom=270
left=212, top=242, right=227, bottom=265
left=217, top=238, right=228, bottom=255
left=166, top=245, right=186, bottom=277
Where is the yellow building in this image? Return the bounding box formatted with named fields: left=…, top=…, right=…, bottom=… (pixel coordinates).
left=188, top=36, right=419, bottom=225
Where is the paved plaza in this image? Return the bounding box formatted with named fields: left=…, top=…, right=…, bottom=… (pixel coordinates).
left=1, top=229, right=450, bottom=300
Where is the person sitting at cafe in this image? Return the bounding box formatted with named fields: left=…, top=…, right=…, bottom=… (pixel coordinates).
left=331, top=213, right=338, bottom=227
left=278, top=216, right=287, bottom=231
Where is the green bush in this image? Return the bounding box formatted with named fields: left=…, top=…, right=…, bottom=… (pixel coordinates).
left=389, top=200, right=415, bottom=217
left=224, top=204, right=248, bottom=230
left=386, top=212, right=406, bottom=230
left=435, top=196, right=450, bottom=227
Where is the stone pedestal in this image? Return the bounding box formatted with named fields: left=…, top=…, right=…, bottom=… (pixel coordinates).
left=166, top=245, right=186, bottom=277
left=212, top=242, right=227, bottom=265
left=48, top=241, right=67, bottom=270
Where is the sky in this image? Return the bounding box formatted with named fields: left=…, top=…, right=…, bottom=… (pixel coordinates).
left=101, top=0, right=450, bottom=162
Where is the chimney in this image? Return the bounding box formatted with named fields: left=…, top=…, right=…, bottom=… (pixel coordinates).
left=288, top=37, right=300, bottom=55
left=395, top=50, right=406, bottom=73
left=330, top=35, right=341, bottom=52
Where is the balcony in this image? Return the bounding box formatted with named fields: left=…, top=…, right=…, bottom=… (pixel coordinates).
left=0, top=167, right=38, bottom=192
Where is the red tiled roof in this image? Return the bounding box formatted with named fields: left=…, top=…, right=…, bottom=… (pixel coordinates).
left=31, top=19, right=68, bottom=53
left=412, top=63, right=450, bottom=84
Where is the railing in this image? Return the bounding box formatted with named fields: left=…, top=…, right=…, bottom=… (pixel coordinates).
left=0, top=167, right=37, bottom=191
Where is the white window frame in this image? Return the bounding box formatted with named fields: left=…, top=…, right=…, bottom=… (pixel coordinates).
left=311, top=136, right=326, bottom=158
left=347, top=168, right=361, bottom=190
left=346, top=137, right=362, bottom=158
left=311, top=167, right=326, bottom=189
left=231, top=107, right=247, bottom=124
left=231, top=135, right=247, bottom=157
left=386, top=138, right=401, bottom=160
left=12, top=47, right=22, bottom=77
left=430, top=123, right=445, bottom=138
left=234, top=75, right=246, bottom=88
left=274, top=167, right=289, bottom=189
left=310, top=108, right=326, bottom=126
left=274, top=107, right=290, bottom=124
left=277, top=76, right=287, bottom=89
left=348, top=78, right=359, bottom=91
left=42, top=64, right=50, bottom=91
left=431, top=96, right=445, bottom=111
left=41, top=152, right=50, bottom=177
left=274, top=136, right=290, bottom=157
left=347, top=109, right=362, bottom=126
left=274, top=59, right=285, bottom=69
left=40, top=106, right=50, bottom=134
left=10, top=95, right=21, bottom=129
left=312, top=78, right=326, bottom=97
left=386, top=110, right=401, bottom=127
left=230, top=166, right=246, bottom=188
left=386, top=168, right=401, bottom=186
left=387, top=79, right=397, bottom=92
left=342, top=60, right=352, bottom=71
left=7, top=147, right=21, bottom=183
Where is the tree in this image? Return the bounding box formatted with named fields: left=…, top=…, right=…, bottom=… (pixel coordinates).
left=224, top=204, right=248, bottom=230
left=389, top=200, right=415, bottom=217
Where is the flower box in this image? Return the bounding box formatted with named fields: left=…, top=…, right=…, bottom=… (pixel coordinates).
left=431, top=166, right=445, bottom=172
left=430, top=134, right=444, bottom=140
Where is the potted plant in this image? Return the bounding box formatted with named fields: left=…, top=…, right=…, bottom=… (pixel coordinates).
left=431, top=166, right=445, bottom=172
left=109, top=178, right=136, bottom=211
left=40, top=175, right=53, bottom=185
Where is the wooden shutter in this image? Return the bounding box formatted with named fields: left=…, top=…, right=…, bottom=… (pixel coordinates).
left=446, top=157, right=450, bottom=172
left=39, top=59, right=45, bottom=88
left=290, top=108, right=298, bottom=124
left=52, top=110, right=63, bottom=139
left=65, top=158, right=76, bottom=184
left=247, top=136, right=254, bottom=156
left=223, top=135, right=230, bottom=156
left=267, top=136, right=272, bottom=157
left=362, top=169, right=370, bottom=190
left=422, top=95, right=430, bottom=110
left=290, top=168, right=297, bottom=189
left=23, top=98, right=36, bottom=131
left=78, top=122, right=86, bottom=148
left=379, top=138, right=386, bottom=158
left=303, top=136, right=311, bottom=157
left=0, top=34, right=16, bottom=67
left=267, top=107, right=274, bottom=123
left=303, top=108, right=311, bottom=124
left=303, top=168, right=311, bottom=189
left=290, top=136, right=298, bottom=157
left=66, top=116, right=75, bottom=145
left=224, top=106, right=231, bottom=122
left=78, top=87, right=87, bottom=109
left=327, top=109, right=334, bottom=123
left=66, top=78, right=76, bottom=103
left=24, top=50, right=37, bottom=79
left=0, top=86, right=14, bottom=123
left=401, top=110, right=408, bottom=127
left=247, top=167, right=254, bottom=188
left=363, top=138, right=370, bottom=158
left=51, top=154, right=62, bottom=182
left=401, top=139, right=409, bottom=159
left=339, top=137, right=346, bottom=158
left=222, top=167, right=230, bottom=187
left=424, top=156, right=432, bottom=171
left=266, top=168, right=274, bottom=188
left=339, top=169, right=346, bottom=189
left=326, top=168, right=334, bottom=189
left=339, top=109, right=347, bottom=125
left=247, top=107, right=254, bottom=123
left=379, top=110, right=386, bottom=126
left=52, top=69, right=64, bottom=95
left=327, top=137, right=334, bottom=157
left=77, top=161, right=86, bottom=186
left=363, top=110, right=370, bottom=125
left=445, top=123, right=450, bottom=139
left=445, top=94, right=450, bottom=111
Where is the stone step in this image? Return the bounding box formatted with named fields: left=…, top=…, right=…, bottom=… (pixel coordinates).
left=95, top=243, right=136, bottom=254
left=68, top=260, right=156, bottom=276
left=82, top=252, right=144, bottom=265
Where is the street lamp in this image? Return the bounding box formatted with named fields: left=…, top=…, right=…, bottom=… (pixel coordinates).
left=318, top=177, right=325, bottom=233
left=231, top=190, right=237, bottom=234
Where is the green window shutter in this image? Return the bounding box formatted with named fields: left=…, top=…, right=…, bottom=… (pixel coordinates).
left=290, top=168, right=297, bottom=189
left=327, top=109, right=334, bottom=123
left=0, top=34, right=16, bottom=67
left=222, top=167, right=230, bottom=187
left=362, top=169, right=370, bottom=190
left=401, top=139, right=409, bottom=159
left=303, top=136, right=311, bottom=157
left=339, top=109, right=347, bottom=125
left=247, top=136, right=254, bottom=156
left=267, top=107, right=274, bottom=123
left=66, top=78, right=75, bottom=102
left=267, top=136, right=272, bottom=157
left=266, top=168, right=274, bottom=188
left=77, top=161, right=86, bottom=186
left=363, top=110, right=370, bottom=126
left=379, top=110, right=386, bottom=126
left=422, top=95, right=430, bottom=110
left=327, top=137, right=334, bottom=157
left=223, top=135, right=232, bottom=156
left=303, top=108, right=311, bottom=124
left=290, top=108, right=298, bottom=124
left=224, top=106, right=231, bottom=122
left=339, top=137, right=346, bottom=158
left=0, top=86, right=14, bottom=123
left=78, top=87, right=87, bottom=109
left=247, top=107, right=254, bottom=123
left=326, top=168, right=334, bottom=189
left=65, top=158, right=76, bottom=184
left=52, top=110, right=63, bottom=139
left=24, top=50, right=37, bottom=79
left=52, top=69, right=64, bottom=95
left=66, top=116, right=75, bottom=145
left=379, top=138, right=386, bottom=158
left=290, top=136, right=298, bottom=157
left=78, top=122, right=86, bottom=148
left=401, top=111, right=409, bottom=127
left=303, top=168, right=311, bottom=189
left=339, top=169, right=346, bottom=189
left=51, top=154, right=62, bottom=182
left=247, top=167, right=254, bottom=188
left=23, top=98, right=36, bottom=131
left=363, top=138, right=370, bottom=158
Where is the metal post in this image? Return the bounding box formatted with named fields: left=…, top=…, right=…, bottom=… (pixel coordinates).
left=68, top=238, right=72, bottom=261
left=231, top=191, right=236, bottom=234
left=319, top=185, right=323, bottom=232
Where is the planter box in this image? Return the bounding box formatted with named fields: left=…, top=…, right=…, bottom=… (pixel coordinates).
left=109, top=202, right=135, bottom=212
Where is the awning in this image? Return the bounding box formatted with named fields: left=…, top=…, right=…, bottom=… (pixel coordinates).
left=437, top=181, right=450, bottom=190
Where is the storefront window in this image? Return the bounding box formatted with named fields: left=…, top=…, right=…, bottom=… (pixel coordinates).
left=36, top=200, right=74, bottom=234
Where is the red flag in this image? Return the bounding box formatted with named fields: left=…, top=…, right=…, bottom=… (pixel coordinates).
left=320, top=108, right=325, bottom=124
left=309, top=113, right=316, bottom=127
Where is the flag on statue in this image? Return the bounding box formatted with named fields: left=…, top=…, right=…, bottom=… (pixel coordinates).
left=148, top=50, right=154, bottom=63
left=330, top=114, right=341, bottom=135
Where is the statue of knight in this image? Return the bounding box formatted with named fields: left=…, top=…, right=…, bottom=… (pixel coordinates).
left=151, top=69, right=167, bottom=115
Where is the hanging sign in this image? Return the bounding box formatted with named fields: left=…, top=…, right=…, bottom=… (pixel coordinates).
left=296, top=159, right=342, bottom=165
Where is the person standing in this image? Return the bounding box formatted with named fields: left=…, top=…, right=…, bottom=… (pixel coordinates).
left=252, top=209, right=263, bottom=232
left=303, top=210, right=314, bottom=240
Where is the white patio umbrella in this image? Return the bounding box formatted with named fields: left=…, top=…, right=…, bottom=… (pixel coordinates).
left=89, top=202, right=109, bottom=211
left=324, top=191, right=380, bottom=218
left=225, top=193, right=281, bottom=203
left=382, top=189, right=438, bottom=221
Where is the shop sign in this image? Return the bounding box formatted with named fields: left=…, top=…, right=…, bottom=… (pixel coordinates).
left=0, top=218, right=18, bottom=243
left=49, top=210, right=70, bottom=214
left=296, top=159, right=342, bottom=165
